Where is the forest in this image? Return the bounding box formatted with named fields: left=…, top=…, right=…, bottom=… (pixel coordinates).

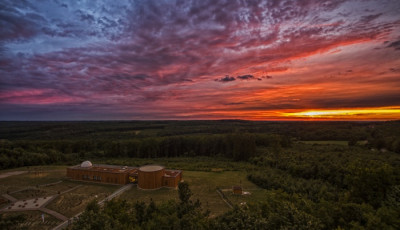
left=1, top=120, right=400, bottom=229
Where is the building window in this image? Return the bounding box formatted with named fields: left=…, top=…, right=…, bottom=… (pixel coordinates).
left=98, top=176, right=101, bottom=181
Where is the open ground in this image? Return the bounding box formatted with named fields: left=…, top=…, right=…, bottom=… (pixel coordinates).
left=0, top=165, right=263, bottom=229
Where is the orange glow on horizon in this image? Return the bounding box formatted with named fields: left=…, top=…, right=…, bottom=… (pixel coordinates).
left=173, top=107, right=400, bottom=121
left=281, top=107, right=400, bottom=120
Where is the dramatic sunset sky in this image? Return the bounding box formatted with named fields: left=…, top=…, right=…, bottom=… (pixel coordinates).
left=1, top=0, right=399, bottom=120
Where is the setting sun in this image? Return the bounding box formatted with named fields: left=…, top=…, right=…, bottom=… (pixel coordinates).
left=282, top=107, right=400, bottom=120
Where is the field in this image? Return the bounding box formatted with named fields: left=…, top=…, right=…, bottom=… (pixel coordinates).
left=0, top=166, right=67, bottom=195
left=298, top=140, right=349, bottom=146
left=0, top=166, right=121, bottom=228
left=118, top=170, right=261, bottom=216
left=0, top=165, right=268, bottom=228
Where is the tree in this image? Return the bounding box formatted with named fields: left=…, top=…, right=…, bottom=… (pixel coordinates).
left=345, top=161, right=395, bottom=208
left=348, top=136, right=358, bottom=146
left=72, top=200, right=111, bottom=230
left=0, top=213, right=26, bottom=230
left=178, top=181, right=193, bottom=204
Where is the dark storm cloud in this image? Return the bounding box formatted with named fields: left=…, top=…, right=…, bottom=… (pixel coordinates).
left=216, top=74, right=270, bottom=82
left=75, top=10, right=95, bottom=23
left=389, top=67, right=400, bottom=72
left=360, top=13, right=383, bottom=23
left=0, top=6, right=41, bottom=41
left=225, top=102, right=245, bottom=106
left=387, top=40, right=400, bottom=50
left=216, top=76, right=236, bottom=82
left=237, top=75, right=255, bottom=80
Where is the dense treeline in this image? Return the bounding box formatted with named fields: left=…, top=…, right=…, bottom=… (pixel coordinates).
left=71, top=181, right=400, bottom=230
left=1, top=120, right=399, bottom=169
left=246, top=143, right=400, bottom=229
left=250, top=144, right=400, bottom=187
left=1, top=120, right=399, bottom=142
left=1, top=133, right=281, bottom=169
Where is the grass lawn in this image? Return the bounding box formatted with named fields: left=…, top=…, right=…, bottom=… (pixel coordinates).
left=184, top=171, right=259, bottom=216
left=299, top=140, right=349, bottom=146
left=118, top=170, right=262, bottom=217
left=1, top=166, right=266, bottom=219
left=223, top=189, right=270, bottom=206
left=0, top=166, right=67, bottom=194
left=118, top=186, right=179, bottom=204
left=10, top=181, right=80, bottom=200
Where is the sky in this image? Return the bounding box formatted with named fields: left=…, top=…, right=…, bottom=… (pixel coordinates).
left=0, top=0, right=399, bottom=121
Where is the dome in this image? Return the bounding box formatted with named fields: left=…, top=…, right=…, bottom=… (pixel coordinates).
left=139, top=165, right=164, bottom=172
left=80, top=161, right=93, bottom=168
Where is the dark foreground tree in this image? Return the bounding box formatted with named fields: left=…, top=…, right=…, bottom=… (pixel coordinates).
left=0, top=214, right=26, bottom=230
left=71, top=182, right=210, bottom=230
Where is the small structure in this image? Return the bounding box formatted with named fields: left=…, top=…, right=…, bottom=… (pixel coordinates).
left=232, top=186, right=243, bottom=195
left=67, top=161, right=182, bottom=189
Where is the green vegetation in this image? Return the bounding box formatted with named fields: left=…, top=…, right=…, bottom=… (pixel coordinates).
left=1, top=211, right=60, bottom=230
left=72, top=181, right=210, bottom=230
left=1, top=120, right=400, bottom=229
left=299, top=140, right=349, bottom=146
left=119, top=170, right=258, bottom=216
left=0, top=213, right=26, bottom=230
left=46, top=183, right=119, bottom=218
left=0, top=166, right=66, bottom=195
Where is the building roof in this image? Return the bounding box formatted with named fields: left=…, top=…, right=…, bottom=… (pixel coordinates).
left=80, top=161, right=92, bottom=168
left=163, top=169, right=181, bottom=178
left=69, top=163, right=137, bottom=174
left=69, top=163, right=181, bottom=176
left=139, top=165, right=164, bottom=172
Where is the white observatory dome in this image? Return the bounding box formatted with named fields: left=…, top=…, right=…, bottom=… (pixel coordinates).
left=80, top=161, right=93, bottom=168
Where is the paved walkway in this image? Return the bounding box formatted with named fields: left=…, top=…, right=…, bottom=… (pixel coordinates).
left=3, top=196, right=54, bottom=211
left=0, top=171, right=28, bottom=179
left=216, top=188, right=233, bottom=209
left=98, top=184, right=133, bottom=205
left=53, top=184, right=133, bottom=230
left=1, top=181, right=133, bottom=230
left=2, top=194, right=18, bottom=202
left=40, top=208, right=68, bottom=221
left=0, top=185, right=82, bottom=223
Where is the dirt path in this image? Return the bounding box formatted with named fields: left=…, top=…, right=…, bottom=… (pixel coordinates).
left=216, top=188, right=233, bottom=209
left=2, top=194, right=18, bottom=202
left=1, top=185, right=82, bottom=224
left=40, top=208, right=68, bottom=221
left=0, top=171, right=27, bottom=179
left=98, top=184, right=133, bottom=205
